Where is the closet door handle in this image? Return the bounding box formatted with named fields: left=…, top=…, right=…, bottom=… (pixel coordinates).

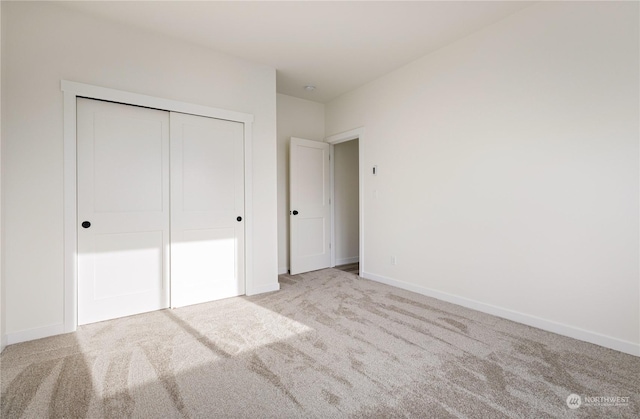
left=81, top=221, right=91, bottom=229
left=237, top=216, right=242, bottom=222
left=292, top=210, right=299, bottom=215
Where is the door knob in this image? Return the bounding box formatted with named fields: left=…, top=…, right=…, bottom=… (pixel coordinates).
left=292, top=210, right=299, bottom=215
left=237, top=216, right=242, bottom=222
left=81, top=221, right=91, bottom=228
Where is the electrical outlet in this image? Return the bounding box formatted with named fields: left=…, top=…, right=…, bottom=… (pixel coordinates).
left=391, top=256, right=397, bottom=265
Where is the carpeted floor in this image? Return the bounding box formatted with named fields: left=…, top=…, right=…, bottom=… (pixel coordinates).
left=334, top=263, right=359, bottom=275
left=1, top=268, right=639, bottom=418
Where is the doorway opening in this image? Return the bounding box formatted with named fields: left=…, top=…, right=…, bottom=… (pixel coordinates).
left=332, top=139, right=359, bottom=275
left=327, top=127, right=365, bottom=277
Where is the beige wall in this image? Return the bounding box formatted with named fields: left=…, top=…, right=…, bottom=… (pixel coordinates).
left=2, top=2, right=278, bottom=339
left=276, top=94, right=325, bottom=273
left=326, top=2, right=639, bottom=353
left=334, top=140, right=359, bottom=265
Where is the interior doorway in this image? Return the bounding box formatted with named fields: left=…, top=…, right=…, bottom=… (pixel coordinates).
left=332, top=139, right=360, bottom=274
left=327, top=127, right=364, bottom=277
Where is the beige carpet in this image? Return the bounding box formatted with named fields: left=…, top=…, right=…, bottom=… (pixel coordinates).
left=334, top=263, right=359, bottom=276
left=2, top=268, right=639, bottom=418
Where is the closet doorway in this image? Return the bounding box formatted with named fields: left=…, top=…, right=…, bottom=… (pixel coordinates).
left=76, top=96, right=246, bottom=325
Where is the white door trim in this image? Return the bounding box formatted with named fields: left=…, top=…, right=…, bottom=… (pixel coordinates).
left=62, top=80, right=254, bottom=333
left=326, top=127, right=365, bottom=275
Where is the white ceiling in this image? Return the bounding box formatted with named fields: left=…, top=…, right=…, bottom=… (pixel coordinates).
left=59, top=1, right=534, bottom=103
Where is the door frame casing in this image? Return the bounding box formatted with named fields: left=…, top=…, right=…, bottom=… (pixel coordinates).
left=62, top=80, right=254, bottom=333
left=326, top=127, right=365, bottom=275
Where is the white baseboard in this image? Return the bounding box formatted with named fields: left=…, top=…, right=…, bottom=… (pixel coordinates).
left=247, top=282, right=280, bottom=296
left=4, top=282, right=282, bottom=345
left=1, top=334, right=7, bottom=353
left=6, top=323, right=66, bottom=346
left=278, top=267, right=289, bottom=275
left=361, top=271, right=640, bottom=357
left=336, top=257, right=359, bottom=266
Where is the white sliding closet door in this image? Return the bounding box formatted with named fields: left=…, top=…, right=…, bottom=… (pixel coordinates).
left=77, top=98, right=170, bottom=325
left=170, top=112, right=245, bottom=308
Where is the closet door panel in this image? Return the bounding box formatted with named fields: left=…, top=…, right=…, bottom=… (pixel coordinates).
left=170, top=112, right=245, bottom=308
left=77, top=98, right=170, bottom=325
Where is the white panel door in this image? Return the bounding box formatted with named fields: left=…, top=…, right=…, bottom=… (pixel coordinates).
left=170, top=112, right=245, bottom=307
left=289, top=138, right=331, bottom=274
left=77, top=98, right=170, bottom=325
